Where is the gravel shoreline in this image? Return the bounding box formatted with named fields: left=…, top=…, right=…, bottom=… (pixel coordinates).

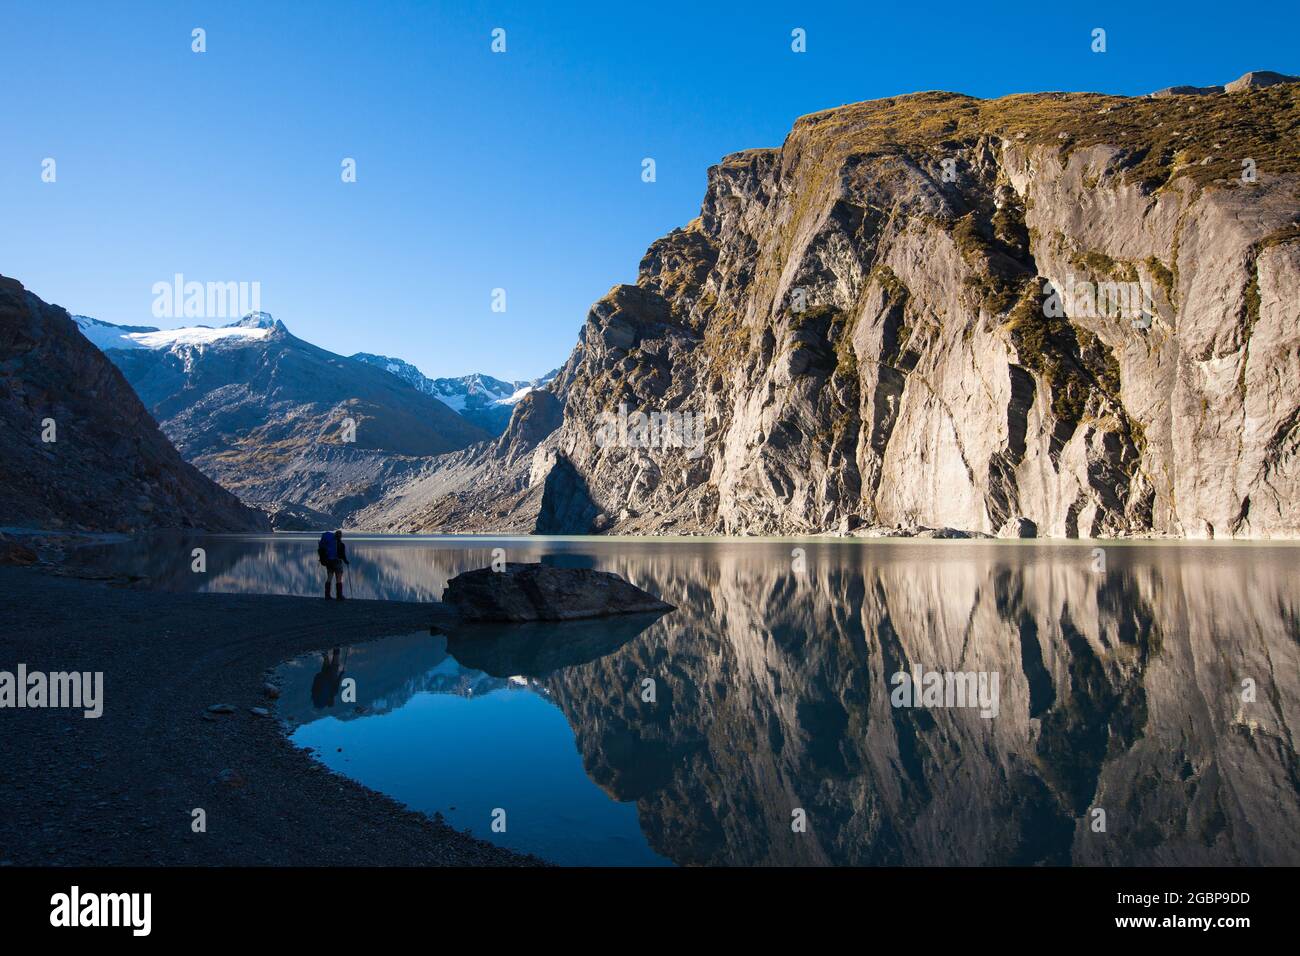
left=0, top=566, right=542, bottom=866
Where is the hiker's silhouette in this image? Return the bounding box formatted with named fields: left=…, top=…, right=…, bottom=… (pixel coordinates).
left=310, top=647, right=348, bottom=709
left=318, top=529, right=350, bottom=599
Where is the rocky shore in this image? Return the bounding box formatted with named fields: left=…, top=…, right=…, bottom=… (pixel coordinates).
left=0, top=565, right=540, bottom=866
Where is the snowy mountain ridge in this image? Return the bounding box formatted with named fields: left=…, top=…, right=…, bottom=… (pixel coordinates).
left=71, top=314, right=555, bottom=438
left=351, top=352, right=558, bottom=434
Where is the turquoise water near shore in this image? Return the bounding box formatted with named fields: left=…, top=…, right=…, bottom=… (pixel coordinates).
left=273, top=629, right=671, bottom=865
left=73, top=534, right=1300, bottom=866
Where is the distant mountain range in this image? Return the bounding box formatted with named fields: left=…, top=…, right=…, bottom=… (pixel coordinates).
left=73, top=315, right=552, bottom=438
left=69, top=312, right=523, bottom=526
left=349, top=353, right=557, bottom=435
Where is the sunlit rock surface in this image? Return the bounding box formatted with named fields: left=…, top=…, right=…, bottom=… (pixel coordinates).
left=367, top=81, right=1300, bottom=539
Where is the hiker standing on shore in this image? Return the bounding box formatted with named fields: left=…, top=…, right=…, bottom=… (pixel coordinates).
left=317, top=529, right=350, bottom=599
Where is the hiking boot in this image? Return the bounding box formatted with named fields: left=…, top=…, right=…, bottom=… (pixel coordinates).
left=324, top=581, right=333, bottom=599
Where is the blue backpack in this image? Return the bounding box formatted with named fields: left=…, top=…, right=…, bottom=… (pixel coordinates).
left=317, top=532, right=338, bottom=563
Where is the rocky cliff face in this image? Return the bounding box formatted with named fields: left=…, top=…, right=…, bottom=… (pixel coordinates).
left=0, top=276, right=268, bottom=532
left=382, top=79, right=1299, bottom=538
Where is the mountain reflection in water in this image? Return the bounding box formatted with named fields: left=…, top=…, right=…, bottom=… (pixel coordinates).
left=79, top=535, right=1300, bottom=865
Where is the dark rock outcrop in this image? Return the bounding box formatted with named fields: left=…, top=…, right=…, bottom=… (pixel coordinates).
left=0, top=275, right=267, bottom=532
left=443, top=562, right=674, bottom=622
left=534, top=453, right=599, bottom=534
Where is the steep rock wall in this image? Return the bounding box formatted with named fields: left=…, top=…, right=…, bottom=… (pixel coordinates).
left=537, top=88, right=1300, bottom=538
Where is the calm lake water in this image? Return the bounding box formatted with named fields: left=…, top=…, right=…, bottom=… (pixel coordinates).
left=73, top=534, right=1300, bottom=866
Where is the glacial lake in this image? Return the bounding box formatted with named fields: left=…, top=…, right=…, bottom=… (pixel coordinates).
left=71, top=534, right=1300, bottom=866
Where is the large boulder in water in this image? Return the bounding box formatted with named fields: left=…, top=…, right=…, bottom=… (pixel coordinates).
left=443, top=562, right=674, bottom=623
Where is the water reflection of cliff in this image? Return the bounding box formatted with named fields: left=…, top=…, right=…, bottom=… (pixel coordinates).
left=533, top=546, right=1299, bottom=866
left=89, top=535, right=1298, bottom=865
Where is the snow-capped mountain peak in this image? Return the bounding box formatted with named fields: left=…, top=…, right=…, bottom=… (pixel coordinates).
left=430, top=373, right=519, bottom=411
left=227, top=311, right=281, bottom=330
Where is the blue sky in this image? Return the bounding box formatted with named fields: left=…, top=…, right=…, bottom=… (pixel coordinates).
left=1, top=1, right=1294, bottom=379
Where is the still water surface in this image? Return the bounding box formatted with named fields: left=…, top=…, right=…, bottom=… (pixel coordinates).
left=73, top=534, right=1300, bottom=866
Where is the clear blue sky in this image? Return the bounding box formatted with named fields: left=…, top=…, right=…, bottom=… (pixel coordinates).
left=1, top=1, right=1294, bottom=379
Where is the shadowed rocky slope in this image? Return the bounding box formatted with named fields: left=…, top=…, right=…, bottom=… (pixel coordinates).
left=0, top=276, right=267, bottom=532
left=351, top=388, right=563, bottom=532
left=367, top=77, right=1300, bottom=538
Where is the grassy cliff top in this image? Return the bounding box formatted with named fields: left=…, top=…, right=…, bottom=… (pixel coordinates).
left=774, top=84, right=1300, bottom=191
